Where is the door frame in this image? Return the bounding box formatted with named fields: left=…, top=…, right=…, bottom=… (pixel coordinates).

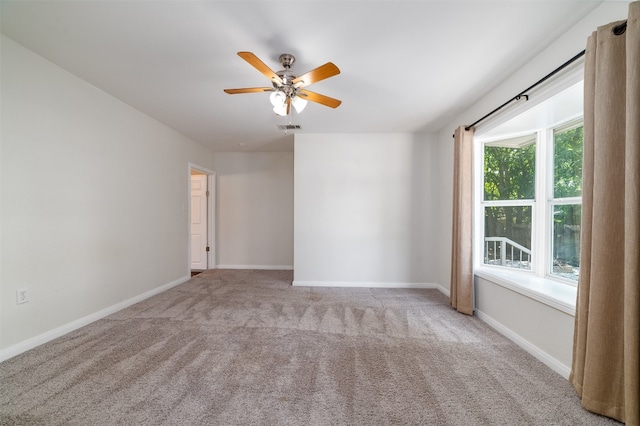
left=188, top=163, right=216, bottom=273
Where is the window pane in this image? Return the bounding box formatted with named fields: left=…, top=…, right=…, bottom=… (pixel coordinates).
left=484, top=206, right=532, bottom=270
left=554, top=125, right=583, bottom=198
left=484, top=140, right=536, bottom=201
left=552, top=204, right=581, bottom=280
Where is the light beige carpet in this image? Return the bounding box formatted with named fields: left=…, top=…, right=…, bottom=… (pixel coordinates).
left=0, top=269, right=619, bottom=425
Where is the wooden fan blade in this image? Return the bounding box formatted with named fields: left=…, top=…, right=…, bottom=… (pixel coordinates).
left=292, top=62, right=340, bottom=88
left=237, top=51, right=283, bottom=85
left=224, top=87, right=273, bottom=94
left=298, top=89, right=342, bottom=108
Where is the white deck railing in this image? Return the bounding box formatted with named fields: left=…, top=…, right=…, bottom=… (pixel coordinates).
left=484, top=236, right=531, bottom=267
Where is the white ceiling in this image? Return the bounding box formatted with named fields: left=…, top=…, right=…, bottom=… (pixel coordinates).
left=1, top=1, right=605, bottom=152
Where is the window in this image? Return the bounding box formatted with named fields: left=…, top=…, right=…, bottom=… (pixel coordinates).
left=550, top=123, right=583, bottom=280
left=479, top=120, right=583, bottom=283
left=483, top=134, right=536, bottom=270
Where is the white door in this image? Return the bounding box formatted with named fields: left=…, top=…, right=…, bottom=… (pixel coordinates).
left=190, top=174, right=208, bottom=270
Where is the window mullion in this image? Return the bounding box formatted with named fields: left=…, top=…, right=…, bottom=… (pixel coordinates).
left=533, top=129, right=548, bottom=276
left=545, top=127, right=556, bottom=278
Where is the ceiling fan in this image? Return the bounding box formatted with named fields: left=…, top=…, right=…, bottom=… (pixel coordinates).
left=224, top=52, right=341, bottom=117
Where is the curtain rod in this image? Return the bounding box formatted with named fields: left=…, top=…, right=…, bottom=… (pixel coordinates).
left=457, top=19, right=628, bottom=136
left=462, top=49, right=585, bottom=132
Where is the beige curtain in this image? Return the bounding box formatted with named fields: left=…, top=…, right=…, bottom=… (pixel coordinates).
left=570, top=2, right=639, bottom=424
left=450, top=125, right=475, bottom=315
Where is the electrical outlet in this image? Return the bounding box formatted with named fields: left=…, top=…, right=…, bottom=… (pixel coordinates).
left=16, top=288, right=29, bottom=304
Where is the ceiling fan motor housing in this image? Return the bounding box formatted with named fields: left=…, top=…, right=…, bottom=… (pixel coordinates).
left=273, top=54, right=297, bottom=91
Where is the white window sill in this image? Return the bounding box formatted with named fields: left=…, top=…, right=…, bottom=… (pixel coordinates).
left=475, top=267, right=577, bottom=316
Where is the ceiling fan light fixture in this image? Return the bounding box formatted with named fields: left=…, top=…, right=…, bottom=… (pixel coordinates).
left=269, top=90, right=286, bottom=108
left=291, top=95, right=308, bottom=113
left=273, top=103, right=288, bottom=116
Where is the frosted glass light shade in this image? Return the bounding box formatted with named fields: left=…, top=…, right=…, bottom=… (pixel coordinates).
left=273, top=103, right=288, bottom=116
left=270, top=91, right=286, bottom=107
left=291, top=95, right=307, bottom=113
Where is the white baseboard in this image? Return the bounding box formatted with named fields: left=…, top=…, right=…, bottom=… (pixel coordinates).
left=434, top=283, right=450, bottom=297
left=292, top=280, right=438, bottom=289
left=0, top=275, right=190, bottom=363
left=215, top=265, right=294, bottom=270
left=475, top=309, right=571, bottom=379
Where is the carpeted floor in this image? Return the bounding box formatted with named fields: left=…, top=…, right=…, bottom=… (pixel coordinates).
left=0, top=269, right=619, bottom=425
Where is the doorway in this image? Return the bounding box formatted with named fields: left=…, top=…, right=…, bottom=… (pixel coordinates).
left=189, top=164, right=216, bottom=274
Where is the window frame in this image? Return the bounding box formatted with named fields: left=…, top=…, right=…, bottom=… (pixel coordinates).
left=546, top=118, right=584, bottom=283
left=475, top=115, right=583, bottom=286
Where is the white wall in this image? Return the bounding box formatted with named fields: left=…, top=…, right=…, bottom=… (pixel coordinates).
left=475, top=276, right=575, bottom=377
left=432, top=2, right=631, bottom=376
left=293, top=133, right=439, bottom=288
left=0, top=35, right=216, bottom=358
left=214, top=152, right=294, bottom=269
